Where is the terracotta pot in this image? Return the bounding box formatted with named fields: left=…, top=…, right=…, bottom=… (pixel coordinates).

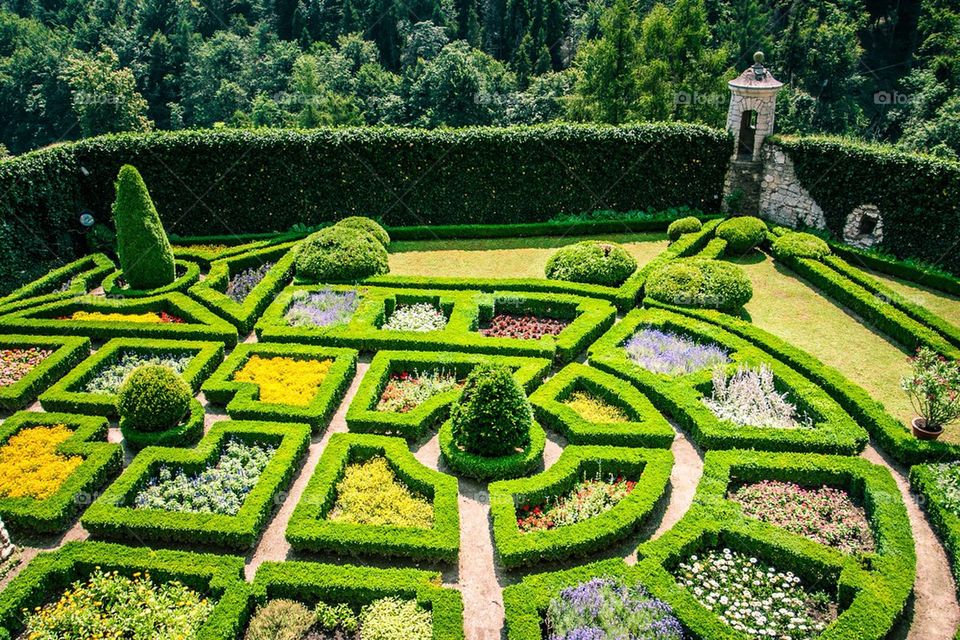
left=912, top=417, right=943, bottom=441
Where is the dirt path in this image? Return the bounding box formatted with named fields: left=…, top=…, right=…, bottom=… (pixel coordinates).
left=862, top=443, right=960, bottom=639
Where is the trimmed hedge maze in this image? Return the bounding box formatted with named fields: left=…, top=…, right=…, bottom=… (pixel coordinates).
left=2, top=215, right=959, bottom=640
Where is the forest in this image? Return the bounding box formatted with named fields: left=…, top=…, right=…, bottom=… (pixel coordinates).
left=0, top=0, right=957, bottom=159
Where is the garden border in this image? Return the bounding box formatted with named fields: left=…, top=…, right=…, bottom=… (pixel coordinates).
left=0, top=334, right=90, bottom=411
left=100, top=259, right=201, bottom=298
left=0, top=254, right=115, bottom=317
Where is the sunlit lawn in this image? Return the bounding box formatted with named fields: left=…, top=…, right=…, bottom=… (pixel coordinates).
left=389, top=233, right=669, bottom=280
left=867, top=270, right=960, bottom=327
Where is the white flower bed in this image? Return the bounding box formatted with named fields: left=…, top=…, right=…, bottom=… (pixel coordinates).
left=382, top=303, right=448, bottom=332
left=702, top=364, right=811, bottom=429
left=676, top=547, right=834, bottom=639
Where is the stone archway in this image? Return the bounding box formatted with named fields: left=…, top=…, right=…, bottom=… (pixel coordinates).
left=843, top=204, right=884, bottom=248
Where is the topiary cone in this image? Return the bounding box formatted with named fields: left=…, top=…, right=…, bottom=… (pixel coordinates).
left=112, top=164, right=176, bottom=289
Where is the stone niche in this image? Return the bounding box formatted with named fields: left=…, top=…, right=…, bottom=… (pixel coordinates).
left=843, top=204, right=884, bottom=248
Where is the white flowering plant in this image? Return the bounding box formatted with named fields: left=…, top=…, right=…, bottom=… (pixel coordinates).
left=381, top=303, right=448, bottom=332
left=703, top=364, right=812, bottom=429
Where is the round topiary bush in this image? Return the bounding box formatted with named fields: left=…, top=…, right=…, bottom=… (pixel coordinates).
left=335, top=216, right=391, bottom=246
left=295, top=225, right=390, bottom=282
left=117, top=365, right=192, bottom=433
left=667, top=216, right=703, bottom=241
left=716, top=216, right=767, bottom=254
left=544, top=241, right=638, bottom=287
left=450, top=364, right=533, bottom=457
left=245, top=599, right=316, bottom=640
left=645, top=258, right=753, bottom=312
left=771, top=231, right=832, bottom=261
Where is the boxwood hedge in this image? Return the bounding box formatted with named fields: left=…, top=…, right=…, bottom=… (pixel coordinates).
left=910, top=464, right=960, bottom=600
left=81, top=420, right=311, bottom=549
left=439, top=418, right=546, bottom=482
left=39, top=338, right=224, bottom=416
left=0, top=334, right=89, bottom=411
left=286, top=433, right=459, bottom=562
left=346, top=350, right=551, bottom=441
left=490, top=445, right=672, bottom=568
left=100, top=259, right=201, bottom=298
left=0, top=253, right=114, bottom=317
left=0, top=411, right=122, bottom=533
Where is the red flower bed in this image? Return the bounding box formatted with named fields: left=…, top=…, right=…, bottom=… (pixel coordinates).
left=479, top=313, right=570, bottom=340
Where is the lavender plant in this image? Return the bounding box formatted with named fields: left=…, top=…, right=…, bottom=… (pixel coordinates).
left=702, top=364, right=811, bottom=429
left=84, top=352, right=193, bottom=395
left=225, top=262, right=274, bottom=303
left=133, top=439, right=275, bottom=515
left=624, top=327, right=730, bottom=376
left=284, top=288, right=360, bottom=328
left=381, top=303, right=447, bottom=332
left=545, top=577, right=683, bottom=640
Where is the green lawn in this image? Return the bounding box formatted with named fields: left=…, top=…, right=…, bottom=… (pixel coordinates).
left=867, top=269, right=960, bottom=327
left=389, top=233, right=669, bottom=280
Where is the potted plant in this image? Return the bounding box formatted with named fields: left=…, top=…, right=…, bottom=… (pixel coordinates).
left=901, top=347, right=960, bottom=440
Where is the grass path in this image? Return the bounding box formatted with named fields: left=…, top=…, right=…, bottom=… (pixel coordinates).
left=867, top=269, right=960, bottom=326
left=389, top=233, right=669, bottom=279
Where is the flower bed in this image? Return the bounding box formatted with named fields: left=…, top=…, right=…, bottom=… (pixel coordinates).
left=516, top=473, right=635, bottom=533
left=703, top=364, right=812, bottom=429
left=68, top=310, right=184, bottom=323
left=730, top=480, right=874, bottom=555
left=562, top=390, right=628, bottom=423
left=23, top=567, right=214, bottom=639
left=0, top=423, right=82, bottom=500
left=0, top=347, right=51, bottom=386
left=381, top=302, right=448, bottom=332
left=284, top=288, right=361, bottom=328
left=134, top=439, right=276, bottom=516
left=376, top=369, right=462, bottom=413
left=329, top=456, right=434, bottom=528
left=623, top=326, right=729, bottom=375
left=674, top=547, right=836, bottom=639
left=226, top=262, right=275, bottom=303
left=84, top=351, right=194, bottom=395
left=480, top=313, right=570, bottom=340
left=244, top=596, right=432, bottom=640
left=233, top=355, right=333, bottom=406
left=545, top=577, right=682, bottom=640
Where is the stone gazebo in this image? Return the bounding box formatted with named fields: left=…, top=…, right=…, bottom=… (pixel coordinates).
left=723, top=52, right=783, bottom=214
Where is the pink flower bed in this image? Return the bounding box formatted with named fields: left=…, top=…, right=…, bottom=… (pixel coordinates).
left=0, top=347, right=52, bottom=386
left=479, top=313, right=570, bottom=340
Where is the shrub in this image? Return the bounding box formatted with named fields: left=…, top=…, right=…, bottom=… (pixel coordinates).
left=328, top=456, right=434, bottom=528
left=112, top=165, right=176, bottom=289
left=703, top=364, right=811, bottom=429
left=295, top=226, right=389, bottom=283
left=359, top=597, right=433, bottom=640
left=667, top=216, right=703, bottom=241
left=450, top=364, right=534, bottom=457
left=117, top=365, right=192, bottom=433
left=645, top=259, right=753, bottom=312
left=771, top=231, right=832, bottom=261
left=226, top=262, right=275, bottom=303
left=85, top=351, right=193, bottom=395
left=336, top=216, right=391, bottom=246
left=715, top=216, right=767, bottom=254
left=544, top=241, right=638, bottom=287
left=244, top=599, right=315, bottom=640
left=901, top=346, right=960, bottom=432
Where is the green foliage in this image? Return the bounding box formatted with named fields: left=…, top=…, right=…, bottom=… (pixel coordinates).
left=244, top=600, right=314, bottom=640
left=336, top=216, right=391, bottom=246
left=544, top=241, right=637, bottom=287
left=771, top=231, right=832, bottom=260
left=359, top=597, right=432, bottom=640
left=645, top=258, right=752, bottom=312
left=450, top=364, right=534, bottom=457
left=295, top=225, right=390, bottom=283
left=112, top=165, right=176, bottom=290
left=59, top=48, right=152, bottom=138
left=0, top=336, right=90, bottom=412
left=715, top=216, right=766, bottom=254
left=329, top=456, right=435, bottom=528
left=117, top=365, right=191, bottom=433
left=667, top=216, right=702, bottom=241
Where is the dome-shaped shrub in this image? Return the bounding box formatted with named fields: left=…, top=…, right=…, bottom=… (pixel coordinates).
left=716, top=216, right=767, bottom=254
left=117, top=365, right=192, bottom=433
left=771, top=232, right=832, bottom=261
left=667, top=216, right=702, bottom=241
left=335, top=216, right=391, bottom=246
left=544, top=241, right=638, bottom=287
left=112, top=165, right=176, bottom=289
left=295, top=225, right=390, bottom=282
left=245, top=599, right=316, bottom=640
left=646, top=259, right=753, bottom=312
left=450, top=364, right=533, bottom=457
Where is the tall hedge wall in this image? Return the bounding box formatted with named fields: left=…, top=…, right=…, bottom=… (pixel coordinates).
left=0, top=124, right=732, bottom=293
left=772, top=135, right=960, bottom=275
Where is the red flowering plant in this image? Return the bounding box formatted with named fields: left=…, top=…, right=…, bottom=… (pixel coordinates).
left=901, top=347, right=960, bottom=434
left=516, top=473, right=636, bottom=533
left=480, top=313, right=570, bottom=340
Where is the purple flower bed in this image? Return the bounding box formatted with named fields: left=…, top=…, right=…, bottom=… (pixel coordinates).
left=284, top=289, right=361, bottom=328
left=545, top=577, right=683, bottom=640
left=225, top=262, right=275, bottom=303
left=623, top=327, right=730, bottom=376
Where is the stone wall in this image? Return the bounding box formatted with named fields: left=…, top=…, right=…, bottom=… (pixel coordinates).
left=756, top=143, right=827, bottom=229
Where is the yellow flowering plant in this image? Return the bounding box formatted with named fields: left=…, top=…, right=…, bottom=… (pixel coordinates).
left=0, top=424, right=82, bottom=500
left=233, top=355, right=332, bottom=406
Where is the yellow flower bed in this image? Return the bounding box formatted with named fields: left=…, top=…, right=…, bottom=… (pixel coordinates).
left=234, top=355, right=333, bottom=406
left=69, top=311, right=164, bottom=323
left=563, top=390, right=629, bottom=423
left=0, top=424, right=83, bottom=500
left=329, top=456, right=434, bottom=528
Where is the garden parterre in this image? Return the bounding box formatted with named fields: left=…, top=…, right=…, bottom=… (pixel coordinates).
left=0, top=215, right=956, bottom=640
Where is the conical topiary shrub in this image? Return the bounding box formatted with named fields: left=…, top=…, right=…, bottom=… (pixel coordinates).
left=450, top=364, right=533, bottom=457
left=112, top=164, right=176, bottom=289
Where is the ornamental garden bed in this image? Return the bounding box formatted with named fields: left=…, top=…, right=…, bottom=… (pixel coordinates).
left=0, top=334, right=89, bottom=411
left=0, top=254, right=115, bottom=317
left=202, top=343, right=357, bottom=432
left=101, top=259, right=201, bottom=298
left=286, top=433, right=459, bottom=561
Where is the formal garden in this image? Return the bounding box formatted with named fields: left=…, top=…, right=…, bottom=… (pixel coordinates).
left=0, top=124, right=958, bottom=640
